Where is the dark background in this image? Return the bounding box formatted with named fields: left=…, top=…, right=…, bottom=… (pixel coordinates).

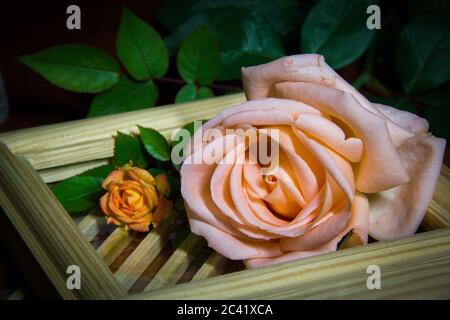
left=0, top=0, right=167, bottom=132
left=0, top=0, right=361, bottom=133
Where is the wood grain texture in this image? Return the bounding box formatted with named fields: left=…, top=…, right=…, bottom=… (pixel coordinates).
left=424, top=167, right=450, bottom=230
left=192, top=252, right=229, bottom=281
left=128, top=228, right=450, bottom=300
left=0, top=143, right=126, bottom=299
left=145, top=233, right=202, bottom=291
left=8, top=288, right=25, bottom=300
left=78, top=214, right=106, bottom=242
left=114, top=212, right=175, bottom=292
left=0, top=94, right=246, bottom=170
left=40, top=159, right=109, bottom=183
left=96, top=227, right=132, bottom=267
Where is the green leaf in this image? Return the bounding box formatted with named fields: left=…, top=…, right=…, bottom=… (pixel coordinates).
left=396, top=16, right=450, bottom=94
left=415, top=81, right=450, bottom=107
left=52, top=176, right=104, bottom=213
left=165, top=8, right=285, bottom=80
left=117, top=8, right=169, bottom=80
left=171, top=119, right=208, bottom=148
left=88, top=76, right=158, bottom=117
left=301, top=0, right=378, bottom=69
left=409, top=0, right=450, bottom=19
left=148, top=168, right=166, bottom=176
left=19, top=44, right=119, bottom=93
left=114, top=132, right=149, bottom=168
left=175, top=84, right=214, bottom=103
left=80, top=164, right=115, bottom=179
left=155, top=0, right=300, bottom=37
left=168, top=175, right=181, bottom=197
left=177, top=25, right=220, bottom=85
left=139, top=126, right=171, bottom=161
left=424, top=106, right=450, bottom=141
left=171, top=119, right=207, bottom=171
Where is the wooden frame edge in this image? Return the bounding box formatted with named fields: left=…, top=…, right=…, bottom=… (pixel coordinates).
left=0, top=93, right=247, bottom=170
left=126, top=228, right=450, bottom=300
left=0, top=142, right=126, bottom=299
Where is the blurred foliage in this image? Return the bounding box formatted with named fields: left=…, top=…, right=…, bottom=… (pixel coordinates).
left=302, top=0, right=378, bottom=68
left=18, top=1, right=450, bottom=140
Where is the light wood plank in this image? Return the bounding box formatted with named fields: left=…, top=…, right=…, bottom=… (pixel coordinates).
left=145, top=234, right=202, bottom=291
left=127, top=228, right=450, bottom=300
left=114, top=214, right=174, bottom=291
left=0, top=143, right=126, bottom=299
left=192, top=252, right=229, bottom=281
left=0, top=94, right=246, bottom=170
left=39, top=159, right=109, bottom=183
left=96, top=227, right=132, bottom=266
left=424, top=170, right=450, bottom=230
left=8, top=288, right=25, bottom=300
left=77, top=214, right=106, bottom=242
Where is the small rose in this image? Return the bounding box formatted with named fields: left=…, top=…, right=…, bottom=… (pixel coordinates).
left=100, top=166, right=172, bottom=232
left=180, top=54, right=446, bottom=268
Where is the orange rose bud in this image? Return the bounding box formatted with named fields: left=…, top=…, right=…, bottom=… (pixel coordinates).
left=99, top=166, right=172, bottom=232
left=155, top=173, right=171, bottom=197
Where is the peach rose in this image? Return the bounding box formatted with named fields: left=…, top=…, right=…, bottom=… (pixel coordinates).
left=180, top=54, right=446, bottom=268
left=100, top=166, right=172, bottom=232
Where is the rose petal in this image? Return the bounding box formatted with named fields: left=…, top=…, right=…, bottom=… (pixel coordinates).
left=242, top=54, right=335, bottom=100
left=329, top=72, right=415, bottom=146
left=102, top=170, right=124, bottom=189
left=262, top=126, right=320, bottom=202
left=293, top=128, right=354, bottom=201
left=126, top=167, right=155, bottom=186
left=152, top=195, right=172, bottom=227
left=241, top=54, right=415, bottom=147
left=182, top=134, right=261, bottom=239
left=106, top=217, right=122, bottom=226
left=275, top=82, right=410, bottom=193
left=100, top=193, right=113, bottom=216
left=189, top=219, right=282, bottom=260
left=155, top=173, right=171, bottom=197
left=222, top=109, right=294, bottom=127
left=369, top=135, right=446, bottom=240
left=280, top=209, right=350, bottom=251
left=263, top=180, right=301, bottom=218
left=372, top=103, right=429, bottom=135
left=245, top=193, right=369, bottom=268
left=295, top=113, right=363, bottom=162
left=187, top=98, right=321, bottom=159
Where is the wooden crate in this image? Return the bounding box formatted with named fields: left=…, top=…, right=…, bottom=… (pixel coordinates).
left=0, top=93, right=449, bottom=300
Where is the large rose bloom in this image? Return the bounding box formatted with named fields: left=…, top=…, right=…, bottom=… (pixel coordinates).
left=180, top=55, right=446, bottom=268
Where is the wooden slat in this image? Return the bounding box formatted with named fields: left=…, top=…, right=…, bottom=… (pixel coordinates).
left=127, top=228, right=450, bottom=300
left=0, top=143, right=126, bottom=299
left=8, top=288, right=25, bottom=300
left=114, top=215, right=174, bottom=291
left=78, top=214, right=106, bottom=242
left=192, top=252, right=229, bottom=281
left=39, top=159, right=109, bottom=183
left=0, top=94, right=246, bottom=170
left=96, top=227, right=132, bottom=267
left=145, top=234, right=202, bottom=291
left=424, top=168, right=450, bottom=230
